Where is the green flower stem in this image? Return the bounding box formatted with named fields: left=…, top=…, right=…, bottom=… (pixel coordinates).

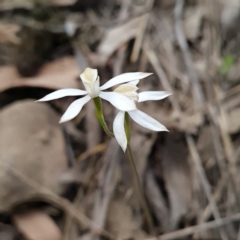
left=124, top=112, right=131, bottom=143
left=93, top=97, right=114, bottom=138
left=125, top=113, right=154, bottom=234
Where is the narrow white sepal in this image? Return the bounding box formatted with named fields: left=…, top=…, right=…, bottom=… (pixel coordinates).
left=130, top=80, right=140, bottom=85
left=113, top=111, right=127, bottom=151
left=138, top=91, right=172, bottom=102
left=128, top=109, right=168, bottom=132
left=99, top=91, right=136, bottom=111
left=59, top=95, right=91, bottom=123
left=100, top=72, right=152, bottom=90
left=37, top=89, right=87, bottom=102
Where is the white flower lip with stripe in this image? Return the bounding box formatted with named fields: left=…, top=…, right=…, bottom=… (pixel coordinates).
left=36, top=68, right=152, bottom=123
left=113, top=81, right=171, bottom=151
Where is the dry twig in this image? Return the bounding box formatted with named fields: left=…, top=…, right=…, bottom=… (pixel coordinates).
left=174, top=0, right=204, bottom=106
left=130, top=0, right=154, bottom=63
left=146, top=212, right=240, bottom=240
left=0, top=161, right=115, bottom=239
left=87, top=140, right=120, bottom=240
left=186, top=134, right=229, bottom=240
left=143, top=41, right=182, bottom=117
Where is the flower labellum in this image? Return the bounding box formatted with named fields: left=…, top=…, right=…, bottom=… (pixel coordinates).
left=80, top=68, right=100, bottom=98
left=114, top=84, right=139, bottom=101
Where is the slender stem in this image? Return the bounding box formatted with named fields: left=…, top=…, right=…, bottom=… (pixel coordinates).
left=125, top=112, right=154, bottom=234
left=93, top=97, right=114, bottom=138
left=126, top=144, right=154, bottom=234
left=124, top=112, right=131, bottom=143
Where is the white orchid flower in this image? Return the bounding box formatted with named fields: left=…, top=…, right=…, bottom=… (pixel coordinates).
left=113, top=82, right=171, bottom=151
left=37, top=68, right=152, bottom=123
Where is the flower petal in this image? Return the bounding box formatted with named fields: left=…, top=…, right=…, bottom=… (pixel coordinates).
left=100, top=72, right=152, bottom=90
left=37, top=89, right=87, bottom=102
left=80, top=67, right=98, bottom=83
left=130, top=80, right=139, bottom=85
left=138, top=91, right=171, bottom=102
left=60, top=95, right=91, bottom=123
left=128, top=109, right=168, bottom=131
left=99, top=91, right=136, bottom=111
left=113, top=111, right=127, bottom=151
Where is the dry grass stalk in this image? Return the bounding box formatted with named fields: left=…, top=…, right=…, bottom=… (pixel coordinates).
left=143, top=41, right=182, bottom=118
left=0, top=160, right=115, bottom=239
left=186, top=134, right=229, bottom=240
left=174, top=0, right=204, bottom=107
left=87, top=140, right=120, bottom=240
left=146, top=212, right=240, bottom=240
left=130, top=0, right=154, bottom=63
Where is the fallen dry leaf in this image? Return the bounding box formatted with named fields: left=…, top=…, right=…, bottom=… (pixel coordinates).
left=50, top=0, right=77, bottom=6
left=197, top=126, right=216, bottom=163
left=0, top=100, right=68, bottom=212
left=13, top=210, right=62, bottom=240
left=0, top=0, right=33, bottom=10
left=107, top=200, right=148, bottom=240
left=221, top=0, right=240, bottom=31
left=0, top=23, right=21, bottom=44
left=0, top=57, right=80, bottom=92
left=226, top=107, right=240, bottom=134
left=183, top=7, right=204, bottom=41
left=0, top=0, right=76, bottom=10
left=160, top=133, right=192, bottom=230
left=91, top=17, right=141, bottom=66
